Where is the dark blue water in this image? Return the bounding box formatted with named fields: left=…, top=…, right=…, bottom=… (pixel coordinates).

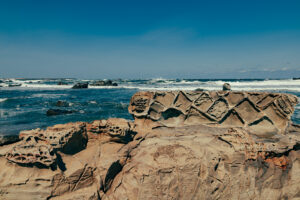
left=0, top=78, right=299, bottom=135
left=0, top=88, right=137, bottom=135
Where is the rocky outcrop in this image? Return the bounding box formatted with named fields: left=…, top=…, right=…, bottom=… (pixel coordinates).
left=128, top=91, right=298, bottom=135
left=55, top=100, right=70, bottom=107
left=46, top=109, right=75, bottom=116
left=0, top=135, right=19, bottom=146
left=90, top=80, right=118, bottom=87
left=5, top=122, right=88, bottom=169
left=72, top=82, right=88, bottom=89
left=0, top=90, right=299, bottom=200
left=86, top=118, right=136, bottom=143
left=223, top=83, right=231, bottom=91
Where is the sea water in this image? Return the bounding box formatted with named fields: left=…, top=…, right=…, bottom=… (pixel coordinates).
left=0, top=78, right=300, bottom=135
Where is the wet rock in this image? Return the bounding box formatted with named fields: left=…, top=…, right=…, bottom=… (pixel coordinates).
left=57, top=81, right=68, bottom=85
left=72, top=82, right=88, bottom=89
left=56, top=100, right=70, bottom=107
left=46, top=109, right=75, bottom=116
left=90, top=80, right=118, bottom=86
left=223, top=82, right=231, bottom=91
left=0, top=135, right=20, bottom=146
left=194, top=88, right=204, bottom=91
left=8, top=83, right=22, bottom=87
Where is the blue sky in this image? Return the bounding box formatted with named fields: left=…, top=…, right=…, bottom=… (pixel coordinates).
left=0, top=0, right=300, bottom=79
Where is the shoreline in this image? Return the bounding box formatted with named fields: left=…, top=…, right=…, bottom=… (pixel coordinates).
left=0, top=90, right=299, bottom=199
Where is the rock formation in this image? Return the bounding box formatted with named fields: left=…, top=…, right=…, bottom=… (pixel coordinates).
left=90, top=80, right=118, bottom=86
left=223, top=82, right=231, bottom=91
left=0, top=91, right=299, bottom=200
left=72, top=82, right=88, bottom=89
left=0, top=135, right=19, bottom=146
left=46, top=109, right=75, bottom=116
left=128, top=91, right=298, bottom=135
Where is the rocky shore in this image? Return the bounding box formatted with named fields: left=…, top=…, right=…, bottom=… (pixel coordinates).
left=0, top=90, right=299, bottom=200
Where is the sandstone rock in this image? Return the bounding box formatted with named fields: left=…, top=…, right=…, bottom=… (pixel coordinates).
left=19, top=122, right=87, bottom=154
left=86, top=118, right=136, bottom=143
left=0, top=90, right=299, bottom=200
left=102, top=125, right=300, bottom=200
left=5, top=122, right=87, bottom=169
left=128, top=91, right=298, bottom=134
left=6, top=137, right=57, bottom=168
left=72, top=82, right=88, bottom=89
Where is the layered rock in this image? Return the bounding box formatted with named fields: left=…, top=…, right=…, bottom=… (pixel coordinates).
left=0, top=90, right=299, bottom=200
left=129, top=91, right=298, bottom=136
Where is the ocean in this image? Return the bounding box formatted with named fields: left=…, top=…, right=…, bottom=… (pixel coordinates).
left=0, top=78, right=300, bottom=136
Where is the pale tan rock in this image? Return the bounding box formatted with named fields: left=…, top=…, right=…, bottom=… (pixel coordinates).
left=128, top=91, right=299, bottom=134
left=86, top=118, right=136, bottom=143
left=0, top=90, right=299, bottom=200
left=103, top=125, right=300, bottom=200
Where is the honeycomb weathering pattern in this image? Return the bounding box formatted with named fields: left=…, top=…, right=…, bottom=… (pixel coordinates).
left=128, top=91, right=299, bottom=135
left=6, top=122, right=88, bottom=168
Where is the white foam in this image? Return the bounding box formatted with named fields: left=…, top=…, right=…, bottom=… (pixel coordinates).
left=0, top=98, right=8, bottom=103
left=30, top=94, right=68, bottom=98
left=21, top=83, right=72, bottom=89
left=119, top=85, right=300, bottom=92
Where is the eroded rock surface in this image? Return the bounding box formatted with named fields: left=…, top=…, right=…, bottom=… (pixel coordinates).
left=0, top=90, right=299, bottom=200
left=129, top=91, right=298, bottom=135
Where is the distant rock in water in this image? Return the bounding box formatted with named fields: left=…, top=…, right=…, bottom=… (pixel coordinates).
left=90, top=80, right=118, bottom=86
left=46, top=109, right=75, bottom=116
left=293, top=77, right=300, bottom=80
left=194, top=88, right=204, bottom=92
left=72, top=82, right=88, bottom=89
left=57, top=81, right=68, bottom=85
left=8, top=83, right=22, bottom=87
left=56, top=100, right=70, bottom=107
left=223, top=82, right=231, bottom=91
left=0, top=135, right=20, bottom=146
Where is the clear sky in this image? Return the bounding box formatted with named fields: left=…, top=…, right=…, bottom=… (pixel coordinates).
left=0, top=0, right=300, bottom=79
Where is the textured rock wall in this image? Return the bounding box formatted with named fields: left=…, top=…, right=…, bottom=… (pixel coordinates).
left=129, top=91, right=298, bottom=135
left=0, top=91, right=299, bottom=200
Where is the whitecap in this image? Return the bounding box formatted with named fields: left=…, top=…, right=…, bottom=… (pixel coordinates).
left=0, top=98, right=7, bottom=103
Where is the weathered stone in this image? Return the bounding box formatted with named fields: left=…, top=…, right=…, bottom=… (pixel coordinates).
left=129, top=91, right=298, bottom=134
left=86, top=118, right=136, bottom=143
left=19, top=122, right=87, bottom=154
left=0, top=90, right=299, bottom=200
left=6, top=137, right=57, bottom=168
